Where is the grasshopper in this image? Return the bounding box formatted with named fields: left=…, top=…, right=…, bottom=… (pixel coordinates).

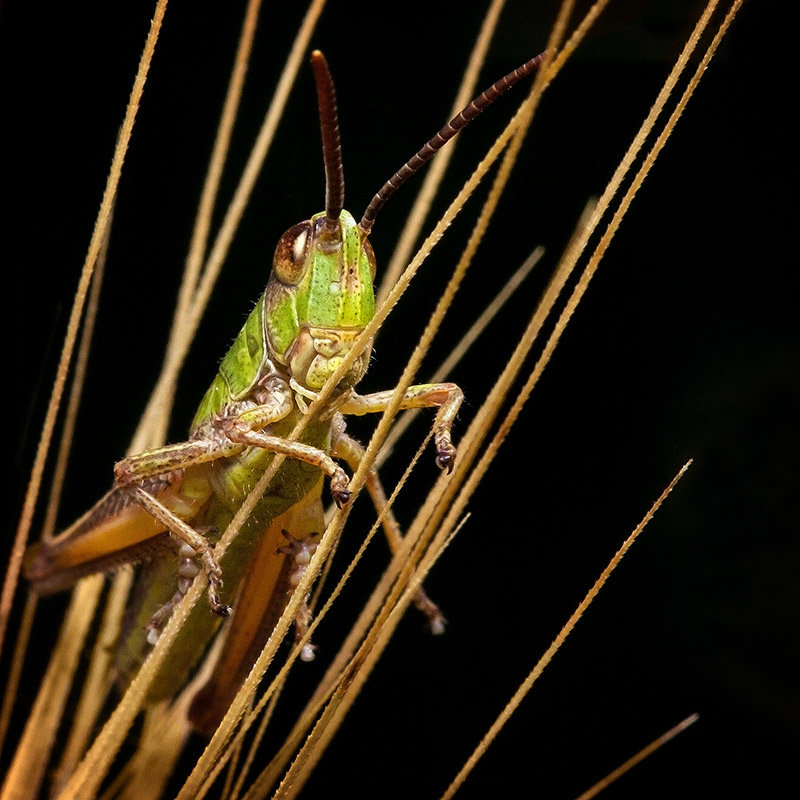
left=26, top=49, right=544, bottom=735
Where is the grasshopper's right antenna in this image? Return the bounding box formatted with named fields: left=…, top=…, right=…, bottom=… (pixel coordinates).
left=310, top=50, right=345, bottom=233
left=358, top=50, right=548, bottom=236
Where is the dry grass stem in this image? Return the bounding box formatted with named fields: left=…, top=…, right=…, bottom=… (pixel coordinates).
left=0, top=0, right=168, bottom=665
left=572, top=714, right=701, bottom=800
left=0, top=205, right=111, bottom=757
left=439, top=462, right=694, bottom=800
left=2, top=576, right=104, bottom=799
left=376, top=0, right=506, bottom=304
left=144, top=0, right=265, bottom=447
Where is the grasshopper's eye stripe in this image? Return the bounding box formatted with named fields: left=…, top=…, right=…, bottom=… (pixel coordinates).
left=292, top=229, right=308, bottom=263
left=362, top=237, right=376, bottom=279
left=273, top=221, right=312, bottom=285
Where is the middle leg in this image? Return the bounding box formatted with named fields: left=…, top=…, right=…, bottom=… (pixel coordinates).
left=333, top=426, right=446, bottom=634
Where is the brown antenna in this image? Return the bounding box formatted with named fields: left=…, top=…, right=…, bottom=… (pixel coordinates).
left=310, top=50, right=345, bottom=231
left=358, top=50, right=548, bottom=235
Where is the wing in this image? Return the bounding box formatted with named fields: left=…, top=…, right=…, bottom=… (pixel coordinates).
left=25, top=470, right=211, bottom=594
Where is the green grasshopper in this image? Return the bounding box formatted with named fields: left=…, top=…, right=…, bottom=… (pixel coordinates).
left=26, top=49, right=544, bottom=735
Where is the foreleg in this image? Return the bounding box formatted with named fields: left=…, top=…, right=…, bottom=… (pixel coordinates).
left=333, top=427, right=446, bottom=634
left=338, top=382, right=463, bottom=472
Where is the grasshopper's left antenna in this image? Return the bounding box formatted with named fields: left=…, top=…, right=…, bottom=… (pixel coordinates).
left=311, top=50, right=345, bottom=233
left=358, top=50, right=548, bottom=236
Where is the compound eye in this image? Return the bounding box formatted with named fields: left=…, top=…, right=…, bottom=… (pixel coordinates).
left=273, top=221, right=311, bottom=285
left=361, top=237, right=376, bottom=279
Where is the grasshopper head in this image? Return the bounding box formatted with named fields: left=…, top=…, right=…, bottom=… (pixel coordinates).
left=265, top=209, right=376, bottom=391
left=261, top=46, right=547, bottom=395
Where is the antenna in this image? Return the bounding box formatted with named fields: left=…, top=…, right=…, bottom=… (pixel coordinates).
left=358, top=50, right=547, bottom=235
left=310, top=50, right=345, bottom=232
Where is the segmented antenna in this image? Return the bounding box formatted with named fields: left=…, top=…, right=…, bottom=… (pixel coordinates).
left=358, top=50, right=548, bottom=235
left=310, top=50, right=345, bottom=230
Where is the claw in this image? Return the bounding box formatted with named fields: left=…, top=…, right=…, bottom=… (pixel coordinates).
left=299, top=642, right=317, bottom=662
left=333, top=488, right=351, bottom=508
left=202, top=547, right=231, bottom=617
left=207, top=573, right=231, bottom=616
left=212, top=602, right=232, bottom=618
left=330, top=467, right=352, bottom=507
left=428, top=613, right=447, bottom=636
left=433, top=429, right=457, bottom=473
left=435, top=450, right=456, bottom=473
left=413, top=587, right=447, bottom=634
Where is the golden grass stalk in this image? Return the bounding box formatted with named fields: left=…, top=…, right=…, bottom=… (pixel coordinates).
left=440, top=461, right=693, bottom=800
left=0, top=0, right=167, bottom=665
left=573, top=714, right=700, bottom=800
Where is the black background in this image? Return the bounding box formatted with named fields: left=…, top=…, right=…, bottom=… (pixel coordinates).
left=2, top=1, right=797, bottom=798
